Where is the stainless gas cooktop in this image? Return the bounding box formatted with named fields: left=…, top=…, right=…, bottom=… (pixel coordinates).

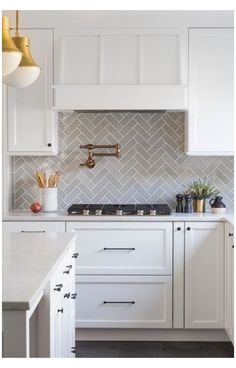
left=67, top=204, right=171, bottom=216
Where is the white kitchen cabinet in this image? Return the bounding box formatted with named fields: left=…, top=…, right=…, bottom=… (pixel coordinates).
left=6, top=29, right=57, bottom=155
left=185, top=222, right=224, bottom=328
left=66, top=221, right=172, bottom=275
left=2, top=221, right=65, bottom=232
left=187, top=28, right=233, bottom=155
left=53, top=28, right=188, bottom=110
left=75, top=275, right=172, bottom=328
left=66, top=221, right=173, bottom=329
left=40, top=241, right=76, bottom=358
left=225, top=223, right=234, bottom=344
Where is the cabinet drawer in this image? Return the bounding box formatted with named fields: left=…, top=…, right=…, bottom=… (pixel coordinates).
left=66, top=222, right=172, bottom=275
left=75, top=275, right=172, bottom=328
left=3, top=221, right=65, bottom=232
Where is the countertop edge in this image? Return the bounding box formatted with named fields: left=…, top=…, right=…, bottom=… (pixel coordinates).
left=2, top=233, right=77, bottom=311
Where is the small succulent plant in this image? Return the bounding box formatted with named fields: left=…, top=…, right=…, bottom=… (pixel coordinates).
left=185, top=178, right=220, bottom=199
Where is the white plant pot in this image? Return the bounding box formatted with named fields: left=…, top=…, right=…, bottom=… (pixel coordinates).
left=40, top=188, right=58, bottom=212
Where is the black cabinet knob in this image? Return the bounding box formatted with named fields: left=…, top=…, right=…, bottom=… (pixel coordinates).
left=186, top=227, right=191, bottom=231
left=64, top=293, right=70, bottom=299
left=71, top=293, right=77, bottom=300
left=177, top=227, right=181, bottom=231
left=47, top=143, right=52, bottom=147
left=71, top=346, right=76, bottom=354
left=72, top=253, right=79, bottom=259
left=229, top=233, right=234, bottom=237
left=57, top=308, right=63, bottom=313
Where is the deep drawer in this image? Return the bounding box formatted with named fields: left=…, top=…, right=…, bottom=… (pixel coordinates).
left=66, top=222, right=172, bottom=275
left=75, top=275, right=172, bottom=328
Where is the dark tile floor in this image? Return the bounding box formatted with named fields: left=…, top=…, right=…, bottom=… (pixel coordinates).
left=76, top=341, right=234, bottom=358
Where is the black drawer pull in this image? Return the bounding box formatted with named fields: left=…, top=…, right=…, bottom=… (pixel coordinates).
left=186, top=227, right=191, bottom=231
left=103, top=247, right=135, bottom=251
left=72, top=252, right=79, bottom=258
left=63, top=265, right=72, bottom=274
left=54, top=283, right=63, bottom=291
left=177, top=227, right=181, bottom=231
left=64, top=293, right=70, bottom=299
left=57, top=308, right=63, bottom=313
left=71, top=293, right=77, bottom=300
left=21, top=230, right=46, bottom=233
left=229, top=233, right=234, bottom=237
left=103, top=301, right=135, bottom=304
left=71, top=346, right=76, bottom=354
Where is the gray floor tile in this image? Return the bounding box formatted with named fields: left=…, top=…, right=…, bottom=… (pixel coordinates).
left=76, top=341, right=119, bottom=358
left=118, top=341, right=162, bottom=358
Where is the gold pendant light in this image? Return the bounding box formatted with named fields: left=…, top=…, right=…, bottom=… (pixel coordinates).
left=2, top=15, right=22, bottom=76
left=3, top=11, right=40, bottom=88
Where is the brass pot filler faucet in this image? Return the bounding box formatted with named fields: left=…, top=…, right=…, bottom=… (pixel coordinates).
left=80, top=144, right=121, bottom=169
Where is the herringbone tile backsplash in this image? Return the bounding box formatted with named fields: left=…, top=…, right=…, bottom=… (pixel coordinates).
left=12, top=111, right=234, bottom=211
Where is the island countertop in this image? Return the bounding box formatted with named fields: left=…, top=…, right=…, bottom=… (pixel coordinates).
left=2, top=232, right=77, bottom=311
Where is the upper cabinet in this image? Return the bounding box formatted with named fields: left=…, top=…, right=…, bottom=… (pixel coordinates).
left=6, top=29, right=58, bottom=156
left=186, top=28, right=234, bottom=156
left=53, top=28, right=188, bottom=110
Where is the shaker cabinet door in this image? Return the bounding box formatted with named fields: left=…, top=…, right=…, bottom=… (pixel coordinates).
left=185, top=222, right=224, bottom=328
left=187, top=28, right=233, bottom=155
left=6, top=29, right=57, bottom=155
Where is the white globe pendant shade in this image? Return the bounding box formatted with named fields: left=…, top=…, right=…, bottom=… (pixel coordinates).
left=2, top=16, right=22, bottom=76
left=3, top=36, right=40, bottom=88
left=3, top=65, right=40, bottom=87
left=2, top=51, right=22, bottom=77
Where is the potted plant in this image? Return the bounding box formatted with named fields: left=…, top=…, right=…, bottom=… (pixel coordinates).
left=185, top=178, right=220, bottom=212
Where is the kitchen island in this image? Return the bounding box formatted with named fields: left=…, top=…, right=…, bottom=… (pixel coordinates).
left=2, top=232, right=77, bottom=358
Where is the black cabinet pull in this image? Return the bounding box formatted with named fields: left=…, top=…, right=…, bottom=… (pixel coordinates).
left=229, top=233, right=234, bottom=237
left=21, top=230, right=46, bottom=233
left=63, top=265, right=72, bottom=274
left=177, top=227, right=181, bottom=231
left=71, top=346, right=76, bottom=354
left=57, top=308, right=63, bottom=313
left=186, top=227, right=191, bottom=231
left=72, top=252, right=79, bottom=258
left=103, top=247, right=135, bottom=251
left=64, top=293, right=70, bottom=299
left=54, top=283, right=63, bottom=291
left=103, top=301, right=135, bottom=304
left=47, top=143, right=52, bottom=147
left=232, top=245, right=234, bottom=249
left=71, top=293, right=77, bottom=300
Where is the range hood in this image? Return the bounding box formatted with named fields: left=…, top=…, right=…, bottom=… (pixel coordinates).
left=53, top=85, right=188, bottom=111
left=53, top=28, right=188, bottom=111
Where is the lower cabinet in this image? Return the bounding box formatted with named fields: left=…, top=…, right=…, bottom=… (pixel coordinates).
left=67, top=221, right=173, bottom=328
left=225, top=223, right=234, bottom=343
left=75, top=275, right=172, bottom=328
left=184, top=221, right=224, bottom=329
left=48, top=242, right=76, bottom=357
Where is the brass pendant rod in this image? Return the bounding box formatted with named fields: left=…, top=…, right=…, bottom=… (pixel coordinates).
left=15, top=10, right=20, bottom=37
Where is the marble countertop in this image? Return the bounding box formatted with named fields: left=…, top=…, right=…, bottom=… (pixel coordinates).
left=2, top=210, right=234, bottom=226
left=2, top=232, right=77, bottom=311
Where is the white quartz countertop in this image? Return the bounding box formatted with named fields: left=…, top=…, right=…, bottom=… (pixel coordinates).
left=2, top=232, right=77, bottom=311
left=2, top=210, right=234, bottom=226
